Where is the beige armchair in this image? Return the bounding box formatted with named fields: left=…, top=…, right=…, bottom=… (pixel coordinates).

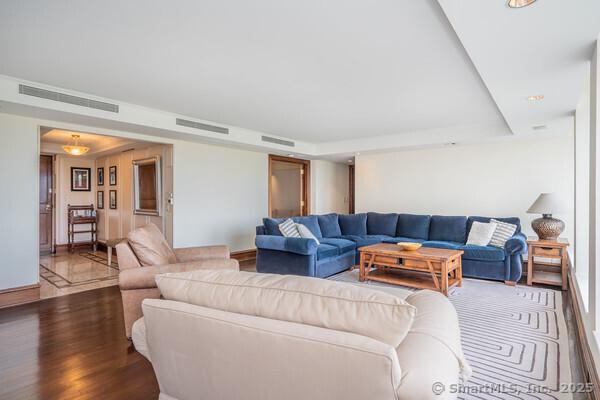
left=117, top=223, right=239, bottom=337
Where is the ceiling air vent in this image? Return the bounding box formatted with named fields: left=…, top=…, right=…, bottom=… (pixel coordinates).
left=18, top=84, right=119, bottom=113
left=176, top=118, right=229, bottom=135
left=261, top=135, right=295, bottom=147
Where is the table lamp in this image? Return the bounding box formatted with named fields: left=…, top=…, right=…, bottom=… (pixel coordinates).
left=526, top=193, right=565, bottom=241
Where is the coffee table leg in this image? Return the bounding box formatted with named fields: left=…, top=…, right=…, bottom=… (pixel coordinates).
left=457, top=257, right=462, bottom=287
left=359, top=252, right=365, bottom=282
left=441, top=261, right=448, bottom=296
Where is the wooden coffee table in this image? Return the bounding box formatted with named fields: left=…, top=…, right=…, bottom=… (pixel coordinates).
left=358, top=243, right=464, bottom=296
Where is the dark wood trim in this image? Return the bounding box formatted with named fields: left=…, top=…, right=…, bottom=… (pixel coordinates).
left=230, top=249, right=257, bottom=263
left=0, top=283, right=40, bottom=308
left=348, top=164, right=355, bottom=214
left=268, top=154, right=311, bottom=217
left=568, top=267, right=600, bottom=400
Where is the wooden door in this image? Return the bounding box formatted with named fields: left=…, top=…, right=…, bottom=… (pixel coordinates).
left=268, top=155, right=310, bottom=218
left=39, top=155, right=53, bottom=255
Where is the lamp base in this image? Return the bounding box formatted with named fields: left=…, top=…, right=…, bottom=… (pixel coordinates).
left=531, top=216, right=564, bottom=241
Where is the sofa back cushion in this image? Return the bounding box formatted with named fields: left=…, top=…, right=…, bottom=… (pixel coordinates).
left=263, top=218, right=285, bottom=236
left=292, top=215, right=322, bottom=238
left=367, top=212, right=398, bottom=236
left=467, top=216, right=521, bottom=235
left=338, top=213, right=368, bottom=236
left=156, top=269, right=416, bottom=347
left=396, top=214, right=431, bottom=240
left=127, top=223, right=177, bottom=267
left=318, top=213, right=342, bottom=238
left=429, top=216, right=468, bottom=244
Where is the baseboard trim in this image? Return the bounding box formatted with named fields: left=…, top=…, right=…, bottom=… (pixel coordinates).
left=568, top=268, right=600, bottom=400
left=231, top=249, right=256, bottom=263
left=0, top=283, right=40, bottom=308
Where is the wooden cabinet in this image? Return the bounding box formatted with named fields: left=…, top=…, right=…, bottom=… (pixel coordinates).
left=526, top=238, right=569, bottom=290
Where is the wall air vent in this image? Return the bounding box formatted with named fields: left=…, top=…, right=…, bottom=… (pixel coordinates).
left=18, top=84, right=119, bottom=113
left=532, top=125, right=548, bottom=131
left=175, top=118, right=229, bottom=135
left=261, top=135, right=295, bottom=147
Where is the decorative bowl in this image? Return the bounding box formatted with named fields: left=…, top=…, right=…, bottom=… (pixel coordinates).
left=397, top=242, right=422, bottom=251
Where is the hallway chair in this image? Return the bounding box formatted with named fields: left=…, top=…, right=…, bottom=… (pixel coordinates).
left=117, top=223, right=239, bottom=338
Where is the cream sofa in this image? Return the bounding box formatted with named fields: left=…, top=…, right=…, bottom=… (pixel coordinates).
left=133, top=270, right=470, bottom=400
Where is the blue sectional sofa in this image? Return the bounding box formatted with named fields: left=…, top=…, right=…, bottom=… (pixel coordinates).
left=255, top=213, right=527, bottom=283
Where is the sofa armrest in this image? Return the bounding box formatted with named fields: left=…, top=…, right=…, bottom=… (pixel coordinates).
left=119, top=258, right=239, bottom=290
left=504, top=232, right=527, bottom=255
left=174, top=245, right=230, bottom=262
left=255, top=235, right=318, bottom=256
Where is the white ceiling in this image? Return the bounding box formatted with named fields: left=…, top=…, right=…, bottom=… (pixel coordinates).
left=0, top=0, right=505, bottom=143
left=0, top=0, right=598, bottom=154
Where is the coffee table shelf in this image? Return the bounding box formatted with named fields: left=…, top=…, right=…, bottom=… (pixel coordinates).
left=358, top=244, right=464, bottom=296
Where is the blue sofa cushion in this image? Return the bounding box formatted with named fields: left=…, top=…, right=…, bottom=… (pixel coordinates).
left=255, top=235, right=318, bottom=255
left=382, top=236, right=425, bottom=244
left=366, top=212, right=398, bottom=236
left=467, top=216, right=521, bottom=234
left=338, top=213, right=367, bottom=235
left=319, top=238, right=356, bottom=254
left=262, top=217, right=285, bottom=236
left=318, top=213, right=342, bottom=238
left=317, top=244, right=338, bottom=260
left=292, top=215, right=323, bottom=238
left=429, top=215, right=468, bottom=243
left=340, top=234, right=383, bottom=248
left=460, top=245, right=505, bottom=262
left=396, top=214, right=431, bottom=240
left=422, top=240, right=462, bottom=250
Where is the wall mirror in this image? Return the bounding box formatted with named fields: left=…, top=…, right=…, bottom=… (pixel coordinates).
left=133, top=156, right=162, bottom=216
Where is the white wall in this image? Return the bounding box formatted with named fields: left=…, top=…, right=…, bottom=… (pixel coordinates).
left=311, top=160, right=349, bottom=215
left=172, top=141, right=268, bottom=252
left=0, top=113, right=39, bottom=290
left=356, top=136, right=574, bottom=241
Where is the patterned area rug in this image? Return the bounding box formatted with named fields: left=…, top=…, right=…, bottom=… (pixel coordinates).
left=329, top=270, right=573, bottom=400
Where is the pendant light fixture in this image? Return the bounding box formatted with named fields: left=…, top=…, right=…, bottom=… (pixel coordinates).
left=507, top=0, right=537, bottom=8
left=62, top=134, right=90, bottom=156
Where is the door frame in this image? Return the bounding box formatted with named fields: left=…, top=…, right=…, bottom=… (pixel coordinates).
left=39, top=153, right=56, bottom=255
left=268, top=154, right=311, bottom=217
left=348, top=164, right=355, bottom=214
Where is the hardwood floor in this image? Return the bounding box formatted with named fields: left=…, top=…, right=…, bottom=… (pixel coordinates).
left=0, top=286, right=158, bottom=400
left=0, top=262, right=587, bottom=400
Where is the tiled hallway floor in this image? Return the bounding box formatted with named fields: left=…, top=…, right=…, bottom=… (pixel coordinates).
left=39, top=250, right=119, bottom=299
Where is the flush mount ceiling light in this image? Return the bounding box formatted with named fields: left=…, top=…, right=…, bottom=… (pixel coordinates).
left=527, top=95, right=545, bottom=101
left=62, top=134, right=90, bottom=156
left=508, top=0, right=537, bottom=8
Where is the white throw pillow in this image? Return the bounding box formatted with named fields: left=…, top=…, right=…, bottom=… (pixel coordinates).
left=296, top=223, right=320, bottom=245
left=466, top=221, right=497, bottom=246
left=155, top=269, right=417, bottom=348
left=489, top=219, right=518, bottom=248
left=278, top=218, right=300, bottom=237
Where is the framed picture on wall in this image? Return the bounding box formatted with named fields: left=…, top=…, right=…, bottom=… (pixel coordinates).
left=109, top=166, right=117, bottom=186
left=97, top=191, right=104, bottom=209
left=97, top=167, right=104, bottom=186
left=109, top=190, right=117, bottom=209
left=71, top=167, right=91, bottom=191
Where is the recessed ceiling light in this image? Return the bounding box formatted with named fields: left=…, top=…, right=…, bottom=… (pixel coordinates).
left=355, top=152, right=360, bottom=156
left=347, top=159, right=353, bottom=163
left=532, top=125, right=547, bottom=130
left=508, top=0, right=537, bottom=8
left=287, top=154, right=295, bottom=157
left=527, top=95, right=544, bottom=101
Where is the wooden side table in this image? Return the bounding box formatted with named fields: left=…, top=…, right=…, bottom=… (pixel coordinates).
left=526, top=238, right=569, bottom=290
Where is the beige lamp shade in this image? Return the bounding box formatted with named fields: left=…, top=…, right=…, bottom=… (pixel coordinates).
left=527, top=193, right=564, bottom=215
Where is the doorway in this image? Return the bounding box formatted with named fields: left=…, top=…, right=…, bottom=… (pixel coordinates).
left=39, top=155, right=54, bottom=255
left=268, top=155, right=310, bottom=218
